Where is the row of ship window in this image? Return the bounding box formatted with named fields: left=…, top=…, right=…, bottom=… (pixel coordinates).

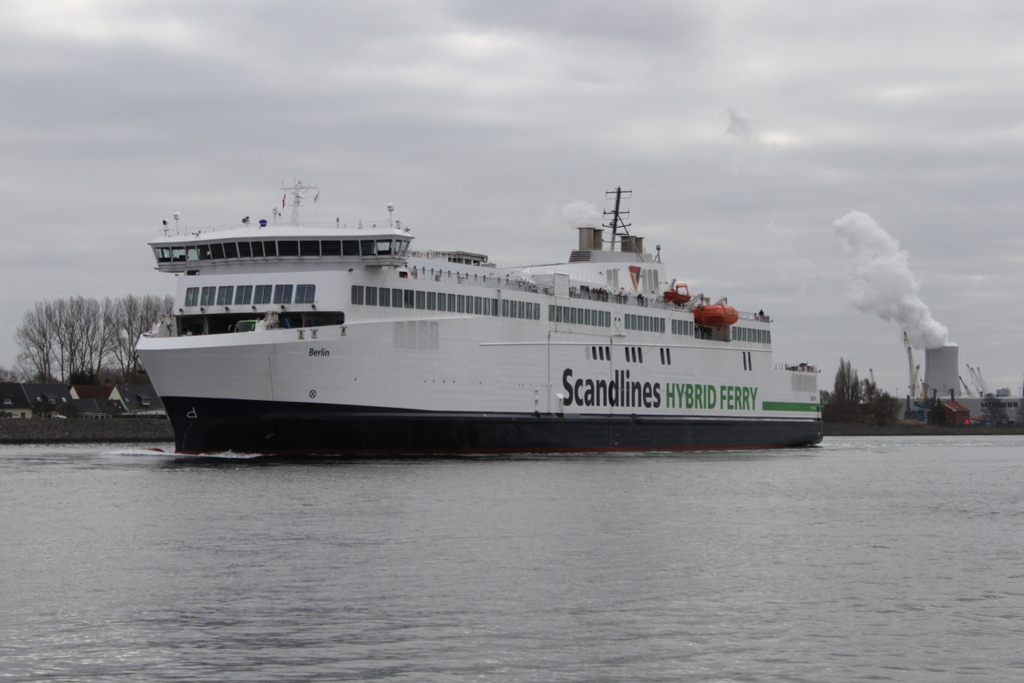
left=550, top=305, right=611, bottom=328
left=351, top=285, right=542, bottom=320
left=733, top=326, right=771, bottom=344
left=156, top=238, right=412, bottom=263
left=627, top=313, right=667, bottom=334
left=184, top=284, right=316, bottom=307
left=348, top=284, right=771, bottom=344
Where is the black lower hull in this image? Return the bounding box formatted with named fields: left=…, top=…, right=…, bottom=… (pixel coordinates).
left=163, top=397, right=823, bottom=455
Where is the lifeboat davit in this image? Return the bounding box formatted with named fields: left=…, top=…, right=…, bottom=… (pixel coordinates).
left=693, top=304, right=738, bottom=328
left=664, top=280, right=691, bottom=305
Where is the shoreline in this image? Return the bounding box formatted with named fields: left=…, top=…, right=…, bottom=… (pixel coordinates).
left=3, top=418, right=1023, bottom=445
left=824, top=422, right=1024, bottom=436
left=0, top=418, right=174, bottom=444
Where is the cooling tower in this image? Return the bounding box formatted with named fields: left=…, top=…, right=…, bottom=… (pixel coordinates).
left=925, top=344, right=959, bottom=398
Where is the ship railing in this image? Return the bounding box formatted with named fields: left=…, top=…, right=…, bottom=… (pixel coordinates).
left=737, top=310, right=771, bottom=322
left=156, top=218, right=397, bottom=236
left=407, top=265, right=554, bottom=295
left=594, top=291, right=770, bottom=323
left=407, top=264, right=771, bottom=322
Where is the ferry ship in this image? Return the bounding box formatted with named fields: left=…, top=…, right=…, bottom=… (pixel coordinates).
left=137, top=183, right=822, bottom=454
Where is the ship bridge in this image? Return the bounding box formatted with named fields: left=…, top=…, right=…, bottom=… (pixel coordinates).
left=149, top=226, right=412, bottom=273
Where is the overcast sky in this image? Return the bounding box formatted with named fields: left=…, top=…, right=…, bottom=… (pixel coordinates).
left=3, top=0, right=1023, bottom=397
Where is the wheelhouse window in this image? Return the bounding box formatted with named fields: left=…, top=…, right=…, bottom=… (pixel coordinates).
left=155, top=247, right=172, bottom=263
left=171, top=246, right=187, bottom=262
left=210, top=243, right=224, bottom=259
left=238, top=242, right=252, bottom=258
left=263, top=241, right=277, bottom=257
left=186, top=246, right=199, bottom=261
left=223, top=243, right=238, bottom=259
left=376, top=239, right=392, bottom=256
left=251, top=241, right=265, bottom=257
left=322, top=240, right=341, bottom=256
left=278, top=241, right=299, bottom=257
left=343, top=240, right=359, bottom=256
left=300, top=241, right=320, bottom=257
left=360, top=240, right=376, bottom=256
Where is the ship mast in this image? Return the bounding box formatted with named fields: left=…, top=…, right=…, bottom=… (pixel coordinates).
left=603, top=187, right=632, bottom=251
left=281, top=180, right=318, bottom=226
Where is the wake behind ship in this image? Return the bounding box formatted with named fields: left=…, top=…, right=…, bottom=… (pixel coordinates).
left=137, top=184, right=822, bottom=454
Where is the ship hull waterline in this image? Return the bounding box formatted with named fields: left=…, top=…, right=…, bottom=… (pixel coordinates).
left=163, top=397, right=823, bottom=455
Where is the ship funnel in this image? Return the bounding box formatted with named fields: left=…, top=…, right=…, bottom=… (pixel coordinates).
left=577, top=227, right=604, bottom=251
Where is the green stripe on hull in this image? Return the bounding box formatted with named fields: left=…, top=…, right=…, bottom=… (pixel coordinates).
left=762, top=401, right=821, bottom=413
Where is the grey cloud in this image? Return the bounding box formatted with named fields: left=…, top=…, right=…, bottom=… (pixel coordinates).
left=2, top=0, right=1024, bottom=393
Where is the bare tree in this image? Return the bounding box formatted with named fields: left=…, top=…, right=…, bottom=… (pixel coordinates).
left=833, top=358, right=862, bottom=404
left=823, top=358, right=862, bottom=422
left=68, top=296, right=105, bottom=383
left=14, top=301, right=56, bottom=382
left=41, top=296, right=105, bottom=384
left=14, top=294, right=172, bottom=385
left=50, top=298, right=72, bottom=383
left=104, top=294, right=172, bottom=382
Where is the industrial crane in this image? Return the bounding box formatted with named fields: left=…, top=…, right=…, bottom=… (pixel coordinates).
left=966, top=365, right=990, bottom=396
left=904, top=331, right=923, bottom=399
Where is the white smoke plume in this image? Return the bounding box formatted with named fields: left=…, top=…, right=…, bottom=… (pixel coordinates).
left=560, top=200, right=602, bottom=229
left=834, top=211, right=949, bottom=349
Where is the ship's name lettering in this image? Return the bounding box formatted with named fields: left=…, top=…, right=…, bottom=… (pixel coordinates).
left=562, top=368, right=660, bottom=408
left=309, top=347, right=330, bottom=357
left=561, top=369, right=759, bottom=411
left=664, top=383, right=758, bottom=411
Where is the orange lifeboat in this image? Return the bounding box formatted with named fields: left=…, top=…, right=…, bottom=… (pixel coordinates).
left=693, top=304, right=738, bottom=328
left=663, top=281, right=691, bottom=305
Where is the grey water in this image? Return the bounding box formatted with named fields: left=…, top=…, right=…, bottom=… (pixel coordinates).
left=2, top=436, right=1023, bottom=682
